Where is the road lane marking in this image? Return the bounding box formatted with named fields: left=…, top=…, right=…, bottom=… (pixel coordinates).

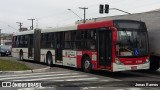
left=0, top=73, right=79, bottom=80
left=64, top=78, right=99, bottom=81
left=13, top=75, right=89, bottom=81
left=0, top=71, right=70, bottom=78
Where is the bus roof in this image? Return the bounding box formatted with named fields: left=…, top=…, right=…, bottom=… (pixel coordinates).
left=13, top=25, right=77, bottom=36
left=41, top=25, right=77, bottom=33
left=13, top=30, right=34, bottom=36
left=13, top=19, right=145, bottom=36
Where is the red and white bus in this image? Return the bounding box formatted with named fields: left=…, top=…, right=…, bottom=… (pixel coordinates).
left=12, top=19, right=150, bottom=72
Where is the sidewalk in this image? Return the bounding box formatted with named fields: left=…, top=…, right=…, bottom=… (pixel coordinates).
left=0, top=56, right=50, bottom=74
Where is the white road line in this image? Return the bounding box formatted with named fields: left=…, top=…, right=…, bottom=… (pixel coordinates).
left=17, top=88, right=35, bottom=90
left=116, top=88, right=142, bottom=90
left=17, top=87, right=54, bottom=90
left=127, top=88, right=142, bottom=90
left=0, top=71, right=70, bottom=78
left=49, top=77, right=99, bottom=82
left=13, top=75, right=88, bottom=81
left=82, top=87, right=103, bottom=90
left=64, top=77, right=99, bottom=81
left=0, top=73, right=79, bottom=80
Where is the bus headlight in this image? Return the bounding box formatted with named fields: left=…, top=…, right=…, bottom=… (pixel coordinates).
left=115, top=58, right=123, bottom=65
left=145, top=58, right=149, bottom=63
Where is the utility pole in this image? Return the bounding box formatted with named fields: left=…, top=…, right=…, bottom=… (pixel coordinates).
left=16, top=22, right=23, bottom=31
left=28, top=19, right=35, bottom=30
left=79, top=7, right=88, bottom=23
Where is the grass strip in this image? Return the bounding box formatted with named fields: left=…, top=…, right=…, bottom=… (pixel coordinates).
left=0, top=59, right=31, bottom=71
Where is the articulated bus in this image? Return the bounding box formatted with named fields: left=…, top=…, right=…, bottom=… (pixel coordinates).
left=12, top=19, right=150, bottom=72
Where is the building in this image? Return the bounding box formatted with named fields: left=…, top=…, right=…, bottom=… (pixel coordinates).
left=0, top=33, right=12, bottom=46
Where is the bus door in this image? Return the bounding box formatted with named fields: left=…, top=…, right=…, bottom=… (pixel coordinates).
left=28, top=34, right=33, bottom=59
left=55, top=32, right=63, bottom=63
left=98, top=29, right=112, bottom=68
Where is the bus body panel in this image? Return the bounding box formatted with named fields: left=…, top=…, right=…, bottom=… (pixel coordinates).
left=62, top=50, right=77, bottom=67
left=12, top=48, right=29, bottom=60
left=119, top=57, right=148, bottom=65
left=78, top=20, right=113, bottom=30
left=12, top=48, right=20, bottom=58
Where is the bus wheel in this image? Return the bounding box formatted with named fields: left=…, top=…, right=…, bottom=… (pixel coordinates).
left=19, top=52, right=23, bottom=61
left=46, top=53, right=53, bottom=67
left=83, top=56, right=92, bottom=73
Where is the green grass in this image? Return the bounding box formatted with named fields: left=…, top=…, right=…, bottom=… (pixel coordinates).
left=0, top=59, right=31, bottom=71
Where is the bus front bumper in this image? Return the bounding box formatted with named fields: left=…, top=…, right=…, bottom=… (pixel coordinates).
left=112, top=62, right=150, bottom=72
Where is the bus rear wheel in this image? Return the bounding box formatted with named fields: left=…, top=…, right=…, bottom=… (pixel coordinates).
left=82, top=56, right=92, bottom=73
left=46, top=53, right=53, bottom=67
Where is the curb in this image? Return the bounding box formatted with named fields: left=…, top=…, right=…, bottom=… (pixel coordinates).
left=0, top=67, right=51, bottom=74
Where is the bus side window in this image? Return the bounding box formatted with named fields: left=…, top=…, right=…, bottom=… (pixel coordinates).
left=64, top=31, right=71, bottom=49
left=85, top=30, right=96, bottom=50
left=75, top=31, right=82, bottom=49
left=52, top=33, right=55, bottom=48
left=16, top=36, right=19, bottom=47
left=24, top=35, right=28, bottom=47
left=41, top=34, right=46, bottom=48
left=46, top=33, right=53, bottom=48
left=71, top=31, right=76, bottom=49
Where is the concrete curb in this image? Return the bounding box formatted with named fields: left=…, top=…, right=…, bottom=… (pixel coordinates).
left=0, top=67, right=51, bottom=74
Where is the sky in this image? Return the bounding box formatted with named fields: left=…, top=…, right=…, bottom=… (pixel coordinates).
left=0, top=0, right=160, bottom=33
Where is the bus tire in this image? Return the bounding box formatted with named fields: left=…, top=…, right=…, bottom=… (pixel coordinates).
left=19, top=51, right=23, bottom=61
left=82, top=56, right=92, bottom=73
left=46, top=53, right=53, bottom=67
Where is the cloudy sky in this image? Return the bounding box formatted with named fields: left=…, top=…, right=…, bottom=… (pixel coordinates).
left=0, top=0, right=160, bottom=33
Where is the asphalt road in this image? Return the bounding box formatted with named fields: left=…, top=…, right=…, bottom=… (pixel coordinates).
left=0, top=56, right=160, bottom=90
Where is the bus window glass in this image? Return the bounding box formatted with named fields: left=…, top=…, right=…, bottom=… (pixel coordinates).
left=24, top=35, right=28, bottom=47
left=116, top=30, right=148, bottom=57
left=16, top=36, right=20, bottom=47
left=41, top=34, right=46, bottom=48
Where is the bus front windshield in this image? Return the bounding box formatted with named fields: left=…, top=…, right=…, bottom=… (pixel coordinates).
left=116, top=29, right=148, bottom=57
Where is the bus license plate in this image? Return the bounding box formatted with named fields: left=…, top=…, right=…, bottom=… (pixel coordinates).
left=131, top=66, right=137, bottom=70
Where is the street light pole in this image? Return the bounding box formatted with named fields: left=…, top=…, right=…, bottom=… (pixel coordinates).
left=67, top=9, right=83, bottom=20
left=28, top=19, right=35, bottom=30
left=109, top=8, right=131, bottom=14
left=79, top=7, right=88, bottom=23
